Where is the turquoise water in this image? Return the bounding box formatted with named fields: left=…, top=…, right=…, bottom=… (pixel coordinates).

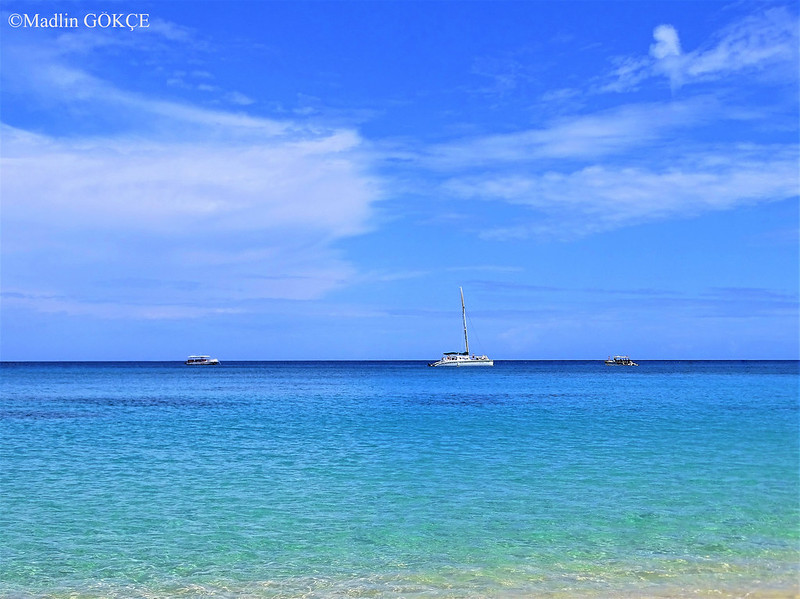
left=1, top=361, right=798, bottom=598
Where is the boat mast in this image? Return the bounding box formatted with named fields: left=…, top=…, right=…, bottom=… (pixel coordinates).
left=460, top=287, right=470, bottom=355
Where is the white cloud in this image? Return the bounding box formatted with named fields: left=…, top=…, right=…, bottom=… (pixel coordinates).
left=225, top=91, right=256, bottom=106
left=0, top=20, right=381, bottom=317
left=650, top=25, right=682, bottom=59
left=686, top=8, right=798, bottom=78
left=145, top=18, right=195, bottom=43
left=414, top=5, right=799, bottom=242
left=650, top=24, right=684, bottom=90
left=425, top=98, right=714, bottom=167
left=0, top=292, right=245, bottom=320
left=3, top=130, right=372, bottom=235
left=1, top=121, right=378, bottom=309
left=605, top=7, right=798, bottom=92
left=445, top=145, right=799, bottom=239
left=24, top=61, right=287, bottom=136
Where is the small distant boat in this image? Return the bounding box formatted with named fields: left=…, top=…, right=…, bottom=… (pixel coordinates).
left=185, top=355, right=220, bottom=365
left=605, top=355, right=638, bottom=366
left=429, top=288, right=493, bottom=367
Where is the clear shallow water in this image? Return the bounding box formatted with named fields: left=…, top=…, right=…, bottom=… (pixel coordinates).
left=1, top=361, right=798, bottom=598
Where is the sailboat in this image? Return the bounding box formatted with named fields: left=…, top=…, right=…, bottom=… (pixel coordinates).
left=428, top=287, right=493, bottom=367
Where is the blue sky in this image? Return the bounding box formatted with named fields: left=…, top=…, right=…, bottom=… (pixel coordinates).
left=1, top=0, right=798, bottom=360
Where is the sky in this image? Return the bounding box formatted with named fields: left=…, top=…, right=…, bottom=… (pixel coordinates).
left=0, top=0, right=798, bottom=361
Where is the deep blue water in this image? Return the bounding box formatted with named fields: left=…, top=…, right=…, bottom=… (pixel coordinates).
left=1, top=361, right=798, bottom=598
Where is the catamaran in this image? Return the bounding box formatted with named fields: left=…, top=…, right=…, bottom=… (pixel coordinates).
left=428, top=288, right=493, bottom=367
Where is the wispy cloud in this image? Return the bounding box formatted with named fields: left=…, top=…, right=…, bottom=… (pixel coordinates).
left=1, top=24, right=381, bottom=318
left=402, top=7, right=799, bottom=241
left=603, top=7, right=799, bottom=92
left=0, top=291, right=244, bottom=320
left=425, top=98, right=716, bottom=168
left=445, top=144, right=798, bottom=239
left=474, top=281, right=799, bottom=321
left=2, top=119, right=377, bottom=312
left=3, top=125, right=373, bottom=235
left=470, top=50, right=539, bottom=97
left=1, top=17, right=263, bottom=130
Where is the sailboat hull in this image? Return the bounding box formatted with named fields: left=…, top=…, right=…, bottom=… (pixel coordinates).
left=428, top=357, right=494, bottom=367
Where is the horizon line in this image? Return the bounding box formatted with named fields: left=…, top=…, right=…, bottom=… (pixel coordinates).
left=1, top=358, right=798, bottom=364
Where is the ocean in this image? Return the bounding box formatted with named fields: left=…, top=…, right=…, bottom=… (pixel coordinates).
left=1, top=360, right=798, bottom=598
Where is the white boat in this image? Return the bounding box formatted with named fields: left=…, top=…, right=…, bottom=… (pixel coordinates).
left=429, top=288, right=493, bottom=367
left=185, top=355, right=220, bottom=365
left=604, top=355, right=638, bottom=366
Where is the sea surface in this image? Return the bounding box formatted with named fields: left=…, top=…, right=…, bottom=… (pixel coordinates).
left=1, top=361, right=798, bottom=598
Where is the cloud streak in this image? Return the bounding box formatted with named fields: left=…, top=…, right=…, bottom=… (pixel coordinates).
left=404, top=8, right=799, bottom=241
left=605, top=7, right=798, bottom=92
left=444, top=144, right=798, bottom=239
left=1, top=23, right=381, bottom=317
left=2, top=121, right=378, bottom=310
left=424, top=98, right=716, bottom=168
left=3, top=126, right=373, bottom=236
